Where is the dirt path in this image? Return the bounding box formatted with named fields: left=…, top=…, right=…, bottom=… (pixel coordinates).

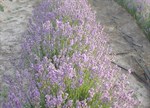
left=89, top=0, right=150, bottom=107
left=0, top=0, right=150, bottom=108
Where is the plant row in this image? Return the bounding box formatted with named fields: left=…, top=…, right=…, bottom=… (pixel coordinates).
left=114, top=0, right=150, bottom=41
left=2, top=0, right=139, bottom=108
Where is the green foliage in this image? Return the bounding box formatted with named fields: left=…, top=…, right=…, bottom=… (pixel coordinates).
left=0, top=86, right=8, bottom=99
left=0, top=4, right=4, bottom=12
left=40, top=93, right=46, bottom=108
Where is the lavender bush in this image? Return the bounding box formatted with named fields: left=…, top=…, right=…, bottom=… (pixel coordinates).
left=2, top=0, right=140, bottom=107
left=114, top=0, right=150, bottom=41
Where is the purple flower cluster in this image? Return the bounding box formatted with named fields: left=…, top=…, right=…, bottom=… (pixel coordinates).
left=3, top=0, right=140, bottom=108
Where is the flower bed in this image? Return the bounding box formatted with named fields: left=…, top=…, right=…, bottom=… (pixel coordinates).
left=2, top=0, right=139, bottom=108
left=114, top=0, right=150, bottom=41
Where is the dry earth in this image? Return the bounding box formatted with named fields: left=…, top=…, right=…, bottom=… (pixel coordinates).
left=0, top=0, right=150, bottom=107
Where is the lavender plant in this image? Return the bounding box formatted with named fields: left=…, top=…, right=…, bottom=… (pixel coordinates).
left=114, top=0, right=150, bottom=41
left=2, top=0, right=140, bottom=108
